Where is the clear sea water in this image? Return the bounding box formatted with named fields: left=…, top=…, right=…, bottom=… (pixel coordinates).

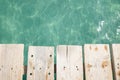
left=0, top=0, right=120, bottom=80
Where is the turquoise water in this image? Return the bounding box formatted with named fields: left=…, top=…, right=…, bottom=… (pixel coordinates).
left=0, top=0, right=120, bottom=64
left=0, top=0, right=120, bottom=79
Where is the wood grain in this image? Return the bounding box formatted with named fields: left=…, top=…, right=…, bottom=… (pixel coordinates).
left=84, top=44, right=113, bottom=80
left=57, top=45, right=83, bottom=80
left=27, top=46, right=54, bottom=80
left=0, top=44, right=24, bottom=80
left=112, top=44, right=120, bottom=80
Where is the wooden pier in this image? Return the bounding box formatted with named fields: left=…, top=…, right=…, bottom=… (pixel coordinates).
left=0, top=44, right=120, bottom=80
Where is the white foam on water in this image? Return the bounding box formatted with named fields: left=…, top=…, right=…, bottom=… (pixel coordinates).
left=105, top=33, right=110, bottom=40
left=97, top=20, right=104, bottom=32
left=116, top=27, right=120, bottom=35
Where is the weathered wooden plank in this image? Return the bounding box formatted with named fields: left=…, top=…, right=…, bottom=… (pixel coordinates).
left=27, top=46, right=54, bottom=80
left=112, top=44, right=120, bottom=80
left=0, top=44, right=24, bottom=80
left=84, top=44, right=113, bottom=80
left=57, top=45, right=83, bottom=80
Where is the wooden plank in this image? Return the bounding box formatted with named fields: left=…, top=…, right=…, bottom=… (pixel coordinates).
left=112, top=44, right=120, bottom=80
left=84, top=44, right=113, bottom=80
left=27, top=46, right=54, bottom=80
left=0, top=44, right=24, bottom=80
left=23, top=64, right=56, bottom=75
left=57, top=45, right=83, bottom=80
